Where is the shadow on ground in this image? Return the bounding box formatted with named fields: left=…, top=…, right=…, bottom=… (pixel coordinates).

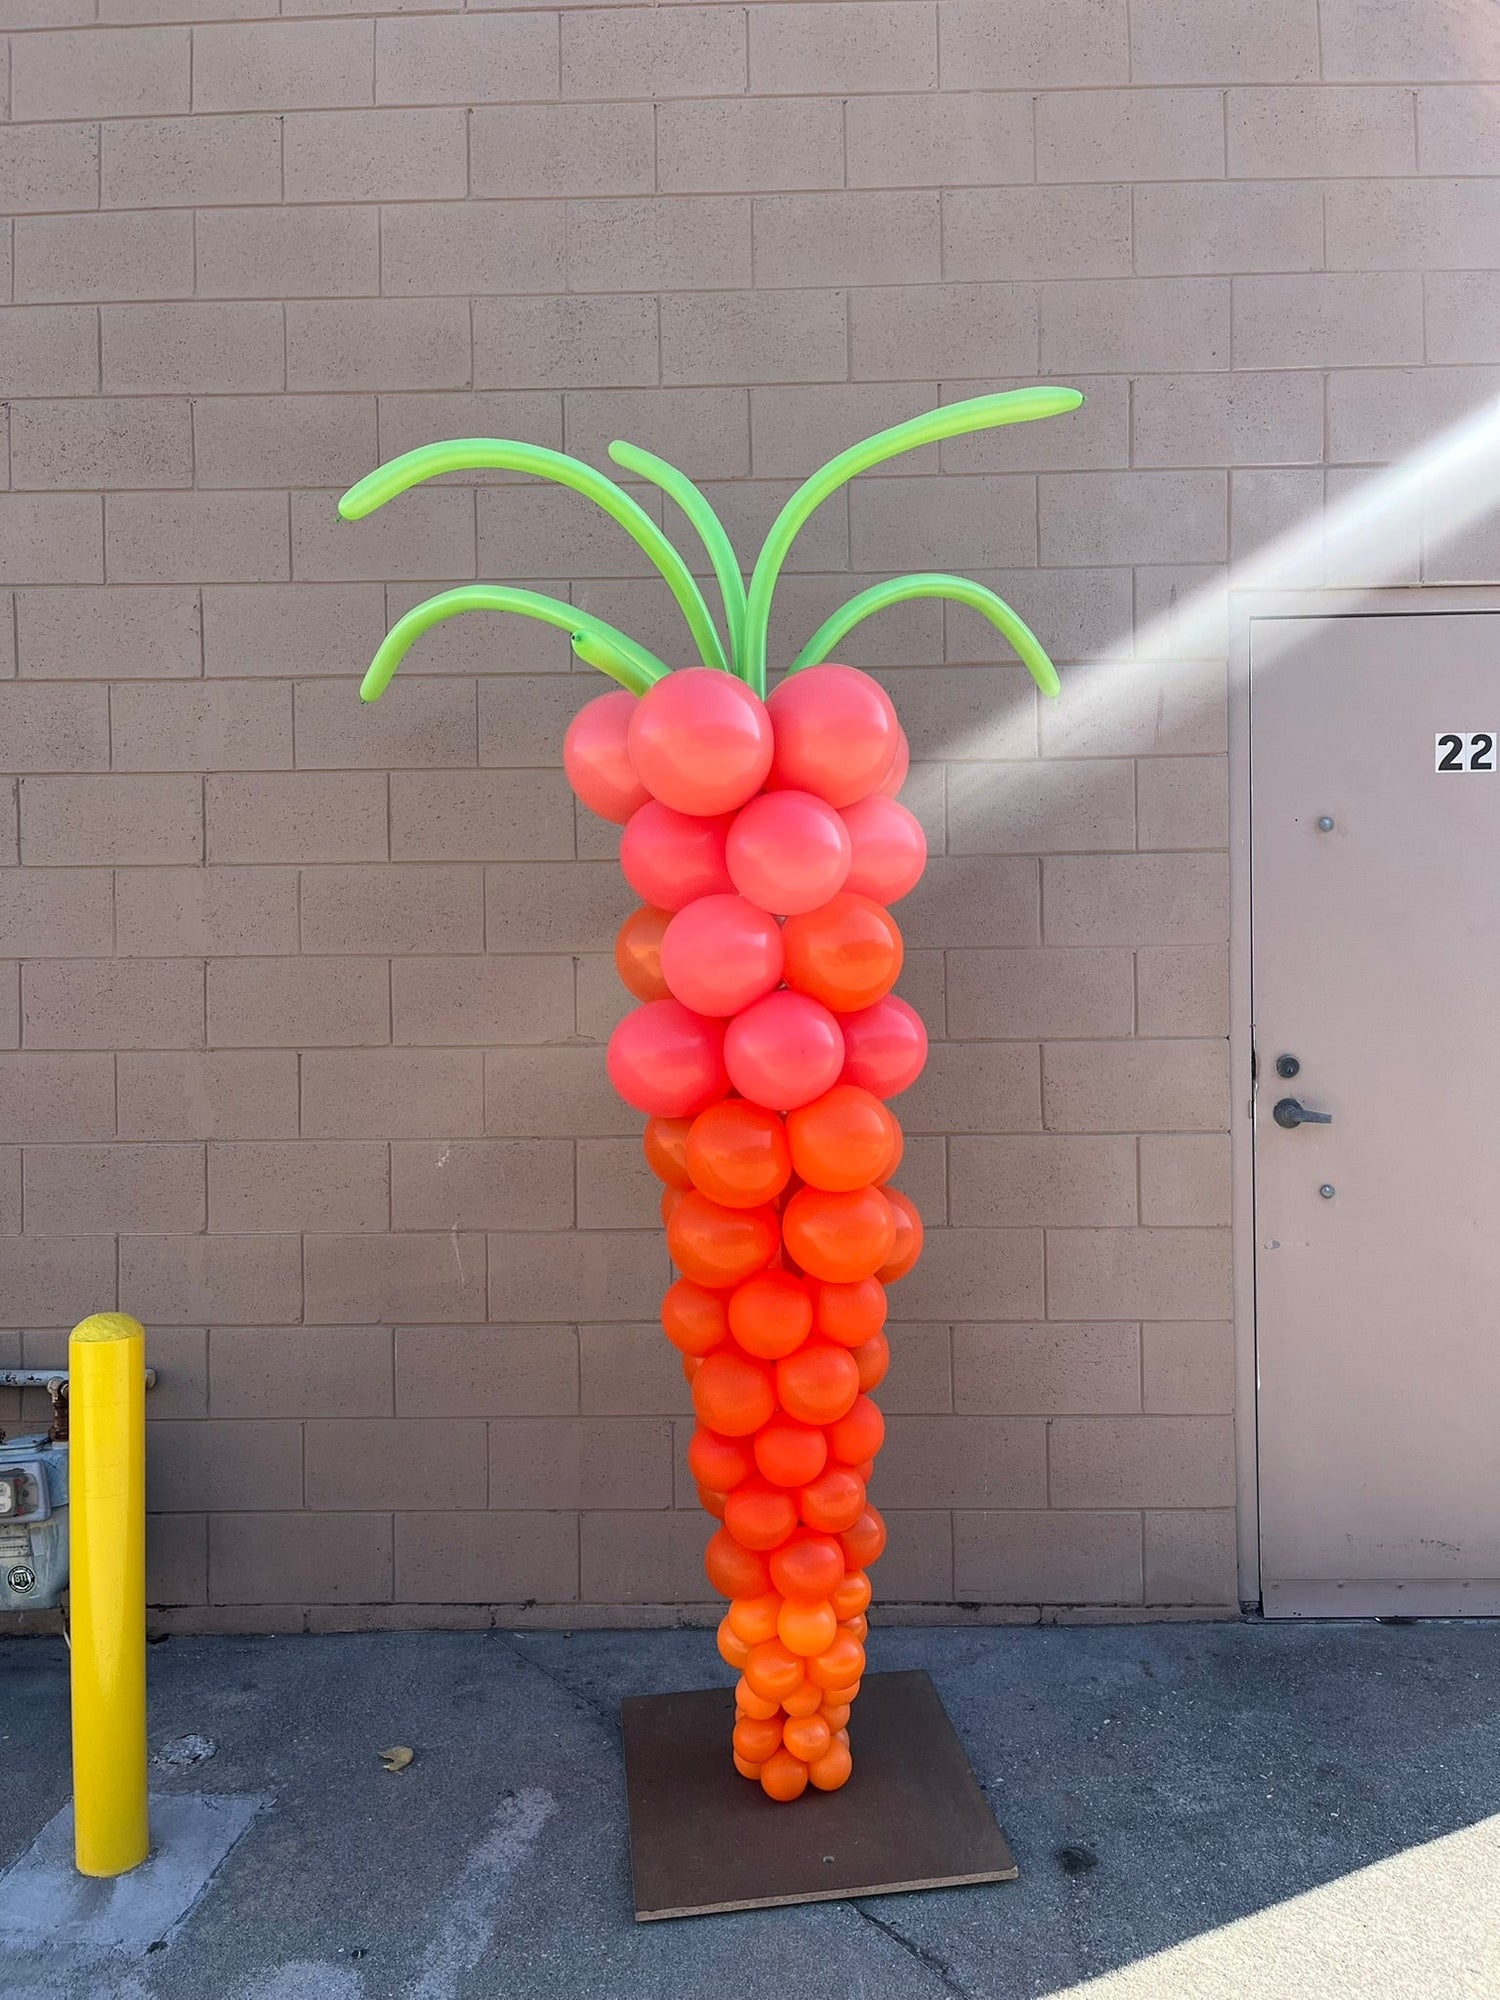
left=2, top=1621, right=1498, bottom=1999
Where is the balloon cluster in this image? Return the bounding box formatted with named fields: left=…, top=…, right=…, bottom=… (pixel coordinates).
left=341, top=389, right=1082, bottom=1801
left=568, top=662, right=928, bottom=1802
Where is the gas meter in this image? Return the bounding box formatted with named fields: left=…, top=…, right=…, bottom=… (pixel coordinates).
left=0, top=1427, right=69, bottom=1611
left=0, top=1365, right=154, bottom=1614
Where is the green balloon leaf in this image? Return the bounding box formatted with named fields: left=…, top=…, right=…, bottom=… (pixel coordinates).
left=357, top=585, right=669, bottom=703
left=339, top=439, right=727, bottom=675
left=608, top=440, right=747, bottom=677
left=741, top=387, right=1084, bottom=693
left=788, top=573, right=1061, bottom=697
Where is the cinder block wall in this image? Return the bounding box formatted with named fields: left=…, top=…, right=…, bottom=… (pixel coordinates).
left=3, top=0, right=1496, bottom=1631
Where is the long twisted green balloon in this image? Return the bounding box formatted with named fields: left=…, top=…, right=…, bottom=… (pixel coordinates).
left=339, top=440, right=728, bottom=675
left=741, top=386, right=1084, bottom=694
left=789, top=574, right=1061, bottom=696
left=356, top=586, right=670, bottom=703
left=608, top=440, right=747, bottom=675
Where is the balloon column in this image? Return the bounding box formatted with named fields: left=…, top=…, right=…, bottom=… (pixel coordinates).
left=339, top=386, right=1083, bottom=1803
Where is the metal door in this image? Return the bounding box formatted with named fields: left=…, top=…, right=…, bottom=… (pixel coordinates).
left=1251, top=611, right=1500, bottom=1616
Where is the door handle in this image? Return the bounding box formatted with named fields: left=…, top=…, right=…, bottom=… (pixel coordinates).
left=1273, top=1097, right=1333, bottom=1129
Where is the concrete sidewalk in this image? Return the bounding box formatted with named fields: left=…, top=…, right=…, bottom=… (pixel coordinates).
left=2, top=1621, right=1498, bottom=1999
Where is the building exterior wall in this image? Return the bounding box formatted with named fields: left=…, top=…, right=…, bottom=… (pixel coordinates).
left=2, top=0, right=1497, bottom=1631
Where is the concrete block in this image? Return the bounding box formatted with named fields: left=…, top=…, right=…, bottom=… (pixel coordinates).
left=102, top=303, right=284, bottom=394
left=944, top=186, right=1131, bottom=281
left=207, top=956, right=389, bottom=1048
left=115, top=867, right=298, bottom=958
left=471, top=103, right=653, bottom=197
left=940, top=0, right=1127, bottom=87
left=658, top=96, right=843, bottom=192
left=750, top=2, right=936, bottom=93
left=21, top=772, right=203, bottom=868
left=474, top=294, right=659, bottom=389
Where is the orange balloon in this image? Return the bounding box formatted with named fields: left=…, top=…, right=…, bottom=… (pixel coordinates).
left=759, top=1747, right=809, bottom=1802
left=735, top=1675, right=781, bottom=1721
left=687, top=1424, right=755, bottom=1492
left=681, top=1353, right=700, bottom=1383
left=786, top=1084, right=899, bottom=1192
left=661, top=1277, right=729, bottom=1357
left=615, top=904, right=672, bottom=1001
left=660, top=1185, right=684, bottom=1227
left=828, top=1394, right=885, bottom=1466
left=838, top=1504, right=888, bottom=1570
left=841, top=1613, right=869, bottom=1641
left=808, top=1632, right=865, bottom=1690
left=824, top=1680, right=861, bottom=1705
left=724, top=1479, right=797, bottom=1552
left=782, top=1185, right=896, bottom=1284
left=696, top=1482, right=727, bottom=1519
left=753, top=1412, right=828, bottom=1489
left=812, top=1276, right=888, bottom=1347
left=743, top=1638, right=805, bottom=1703
left=818, top=1700, right=852, bottom=1731
left=781, top=1680, right=825, bottom=1717
left=877, top=1186, right=923, bottom=1281
left=769, top=1530, right=845, bottom=1602
left=782, top=1713, right=832, bottom=1764
left=798, top=1464, right=866, bottom=1534
left=851, top=1329, right=890, bottom=1392
left=831, top=1568, right=872, bottom=1620
left=669, top=1191, right=779, bottom=1288
left=775, top=1339, right=860, bottom=1426
left=643, top=1115, right=692, bottom=1188
left=781, top=893, right=902, bottom=1013
left=727, top=1591, right=783, bottom=1645
left=733, top=1752, right=762, bottom=1780
left=808, top=1739, right=853, bottom=1791
left=728, top=1270, right=812, bottom=1359
left=703, top=1526, right=772, bottom=1600
left=692, top=1348, right=776, bottom=1437
left=686, top=1099, right=791, bottom=1209
left=717, top=1616, right=751, bottom=1669
left=733, top=1715, right=783, bottom=1765
left=778, top=1597, right=838, bottom=1658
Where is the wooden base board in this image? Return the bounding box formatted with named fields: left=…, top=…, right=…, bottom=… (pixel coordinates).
left=621, top=1667, right=1018, bottom=1922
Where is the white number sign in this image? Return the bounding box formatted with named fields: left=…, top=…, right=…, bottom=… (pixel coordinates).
left=1435, top=732, right=1497, bottom=773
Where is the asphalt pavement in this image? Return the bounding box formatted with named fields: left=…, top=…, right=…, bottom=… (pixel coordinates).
left=3, top=1620, right=1497, bottom=1999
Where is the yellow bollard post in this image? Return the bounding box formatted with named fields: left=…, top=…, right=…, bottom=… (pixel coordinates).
left=69, top=1311, right=150, bottom=1878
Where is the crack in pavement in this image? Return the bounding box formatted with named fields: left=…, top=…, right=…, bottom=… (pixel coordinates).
left=488, top=1634, right=619, bottom=1731
left=854, top=1904, right=980, bottom=2000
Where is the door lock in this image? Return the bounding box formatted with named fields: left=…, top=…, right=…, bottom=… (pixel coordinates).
left=1275, top=1054, right=1301, bottom=1079
left=1273, top=1097, right=1333, bottom=1129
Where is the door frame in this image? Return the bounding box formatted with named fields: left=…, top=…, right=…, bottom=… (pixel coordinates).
left=1229, top=585, right=1500, bottom=1609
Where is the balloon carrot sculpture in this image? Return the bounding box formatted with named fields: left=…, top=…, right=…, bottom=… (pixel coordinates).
left=341, top=386, right=1083, bottom=1803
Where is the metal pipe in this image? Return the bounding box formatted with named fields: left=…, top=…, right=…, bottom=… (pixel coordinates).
left=68, top=1313, right=150, bottom=1878
left=0, top=1368, right=157, bottom=1390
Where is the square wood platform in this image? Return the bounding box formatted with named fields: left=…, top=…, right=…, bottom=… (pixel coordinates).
left=621, top=1667, right=1018, bottom=1921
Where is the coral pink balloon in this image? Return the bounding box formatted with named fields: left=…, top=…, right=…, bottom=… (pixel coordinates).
left=725, top=990, right=845, bottom=1113
left=767, top=664, right=899, bottom=809
left=839, top=796, right=927, bottom=904
left=726, top=790, right=852, bottom=917
left=607, top=998, right=728, bottom=1117
left=563, top=689, right=648, bottom=824
left=838, top=994, right=928, bottom=1098
left=620, top=802, right=734, bottom=912
left=628, top=668, right=773, bottom=817
left=876, top=728, right=910, bottom=799
left=660, top=895, right=784, bottom=1018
